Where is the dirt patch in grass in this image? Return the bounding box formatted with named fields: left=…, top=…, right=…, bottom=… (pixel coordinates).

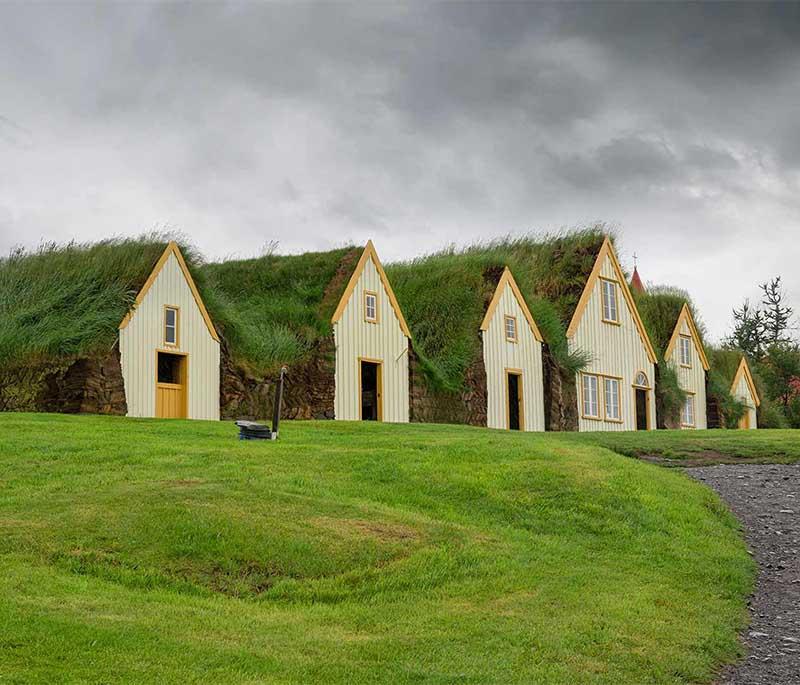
left=313, top=516, right=420, bottom=542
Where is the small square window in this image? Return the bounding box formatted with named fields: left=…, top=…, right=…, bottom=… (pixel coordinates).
left=364, top=292, right=378, bottom=323
left=504, top=315, right=517, bottom=342
left=164, top=307, right=178, bottom=346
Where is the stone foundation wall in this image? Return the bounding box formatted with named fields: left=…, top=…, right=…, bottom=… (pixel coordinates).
left=36, top=346, right=127, bottom=415
left=542, top=346, right=579, bottom=432
left=220, top=338, right=336, bottom=421
left=408, top=345, right=487, bottom=427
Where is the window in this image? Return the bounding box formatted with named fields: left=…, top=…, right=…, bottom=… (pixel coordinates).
left=680, top=336, right=692, bottom=367
left=504, top=315, right=518, bottom=342
left=681, top=395, right=695, bottom=427
left=634, top=371, right=649, bottom=388
left=604, top=377, right=621, bottom=421
left=582, top=374, right=600, bottom=418
left=164, top=306, right=178, bottom=346
left=364, top=291, right=378, bottom=323
left=601, top=279, right=619, bottom=323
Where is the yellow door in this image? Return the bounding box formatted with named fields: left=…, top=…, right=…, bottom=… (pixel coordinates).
left=156, top=352, right=187, bottom=418
left=739, top=412, right=750, bottom=430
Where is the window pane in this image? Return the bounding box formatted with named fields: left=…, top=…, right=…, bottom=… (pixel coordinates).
left=604, top=378, right=620, bottom=420
left=165, top=308, right=176, bottom=327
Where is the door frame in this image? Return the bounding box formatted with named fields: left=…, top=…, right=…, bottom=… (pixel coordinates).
left=631, top=371, right=651, bottom=431
left=155, top=349, right=188, bottom=419
left=358, top=357, right=383, bottom=422
left=505, top=368, right=524, bottom=431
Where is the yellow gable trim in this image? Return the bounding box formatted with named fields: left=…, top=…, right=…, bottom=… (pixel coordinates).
left=119, top=242, right=220, bottom=343
left=731, top=357, right=761, bottom=407
left=566, top=236, right=658, bottom=364
left=330, top=240, right=411, bottom=338
left=664, top=303, right=710, bottom=370
left=480, top=267, right=544, bottom=343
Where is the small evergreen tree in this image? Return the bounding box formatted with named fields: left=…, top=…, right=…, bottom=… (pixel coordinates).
left=760, top=277, right=794, bottom=345
left=727, top=299, right=767, bottom=360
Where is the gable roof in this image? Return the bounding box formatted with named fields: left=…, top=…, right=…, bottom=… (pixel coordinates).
left=664, top=303, right=710, bottom=370
left=731, top=357, right=761, bottom=407
left=119, top=241, right=220, bottom=342
left=566, top=236, right=658, bottom=364
left=331, top=240, right=411, bottom=337
left=480, top=267, right=543, bottom=342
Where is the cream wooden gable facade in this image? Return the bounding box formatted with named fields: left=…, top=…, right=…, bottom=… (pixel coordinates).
left=664, top=304, right=709, bottom=429
left=331, top=241, right=410, bottom=423
left=567, top=238, right=658, bottom=431
left=480, top=268, right=545, bottom=432
left=731, top=357, right=760, bottom=429
left=119, top=242, right=220, bottom=420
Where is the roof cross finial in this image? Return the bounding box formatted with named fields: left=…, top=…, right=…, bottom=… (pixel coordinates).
left=633, top=252, right=638, bottom=269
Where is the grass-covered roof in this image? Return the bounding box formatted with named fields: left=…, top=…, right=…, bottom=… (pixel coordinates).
left=0, top=236, right=187, bottom=370
left=635, top=286, right=708, bottom=362
left=200, top=246, right=360, bottom=375
left=387, top=228, right=607, bottom=391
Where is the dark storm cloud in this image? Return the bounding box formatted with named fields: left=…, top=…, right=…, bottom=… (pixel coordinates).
left=0, top=2, right=799, bottom=337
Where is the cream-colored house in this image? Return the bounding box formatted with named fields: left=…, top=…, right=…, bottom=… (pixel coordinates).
left=480, top=268, right=545, bottom=431
left=119, top=242, right=220, bottom=420
left=331, top=241, right=410, bottom=422
left=664, top=303, right=709, bottom=429
left=731, top=357, right=760, bottom=429
left=567, top=237, right=658, bottom=431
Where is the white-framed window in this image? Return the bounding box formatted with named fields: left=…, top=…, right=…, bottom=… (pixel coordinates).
left=681, top=395, right=695, bottom=427
left=364, top=291, right=378, bottom=323
left=680, top=336, right=692, bottom=367
left=601, top=279, right=619, bottom=323
left=582, top=373, right=600, bottom=418
left=634, top=371, right=649, bottom=388
left=504, top=315, right=518, bottom=343
left=604, top=377, right=621, bottom=421
left=164, top=306, right=178, bottom=346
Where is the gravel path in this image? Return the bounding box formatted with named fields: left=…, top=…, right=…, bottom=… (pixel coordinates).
left=687, top=464, right=800, bottom=685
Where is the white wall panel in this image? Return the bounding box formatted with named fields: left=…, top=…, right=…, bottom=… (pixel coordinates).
left=733, top=373, right=758, bottom=429
left=669, top=317, right=708, bottom=429
left=569, top=254, right=656, bottom=431
left=483, top=286, right=545, bottom=431
left=119, top=253, right=220, bottom=420
left=333, top=258, right=409, bottom=422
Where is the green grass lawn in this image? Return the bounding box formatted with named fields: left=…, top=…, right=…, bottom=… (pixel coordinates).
left=558, top=428, right=800, bottom=465
left=0, top=414, right=762, bottom=684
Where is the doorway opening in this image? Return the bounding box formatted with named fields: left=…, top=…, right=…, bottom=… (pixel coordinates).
left=156, top=351, right=187, bottom=419
left=506, top=370, right=523, bottom=431
left=634, top=388, right=648, bottom=431
left=360, top=359, right=382, bottom=421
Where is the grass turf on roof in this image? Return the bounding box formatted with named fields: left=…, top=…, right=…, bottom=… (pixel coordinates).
left=0, top=236, right=191, bottom=371
left=386, top=227, right=607, bottom=392
left=635, top=286, right=708, bottom=362
left=199, top=246, right=359, bottom=375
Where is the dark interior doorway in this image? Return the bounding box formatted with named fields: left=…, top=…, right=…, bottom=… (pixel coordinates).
left=507, top=371, right=522, bottom=431
left=157, top=352, right=184, bottom=384
left=360, top=360, right=381, bottom=421
left=635, top=388, right=648, bottom=431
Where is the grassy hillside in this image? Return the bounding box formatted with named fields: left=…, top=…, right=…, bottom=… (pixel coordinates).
left=559, top=428, right=800, bottom=464
left=0, top=414, right=754, bottom=684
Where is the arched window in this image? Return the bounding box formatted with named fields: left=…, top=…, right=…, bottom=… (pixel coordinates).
left=634, top=371, right=649, bottom=388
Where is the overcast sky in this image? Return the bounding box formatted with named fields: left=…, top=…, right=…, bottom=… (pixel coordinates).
left=1, top=2, right=798, bottom=341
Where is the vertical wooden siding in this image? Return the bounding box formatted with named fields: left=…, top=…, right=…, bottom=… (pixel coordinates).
left=119, top=253, right=220, bottom=420
left=333, top=258, right=409, bottom=422
left=733, top=373, right=758, bottom=429
left=569, top=254, right=656, bottom=431
left=670, top=317, right=708, bottom=429
left=482, top=286, right=545, bottom=431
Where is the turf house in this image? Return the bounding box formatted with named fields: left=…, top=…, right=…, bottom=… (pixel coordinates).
left=730, top=356, right=760, bottom=429
left=479, top=267, right=545, bottom=431
left=203, top=241, right=412, bottom=422
left=0, top=238, right=220, bottom=418
left=663, top=304, right=710, bottom=429
left=565, top=237, right=658, bottom=431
